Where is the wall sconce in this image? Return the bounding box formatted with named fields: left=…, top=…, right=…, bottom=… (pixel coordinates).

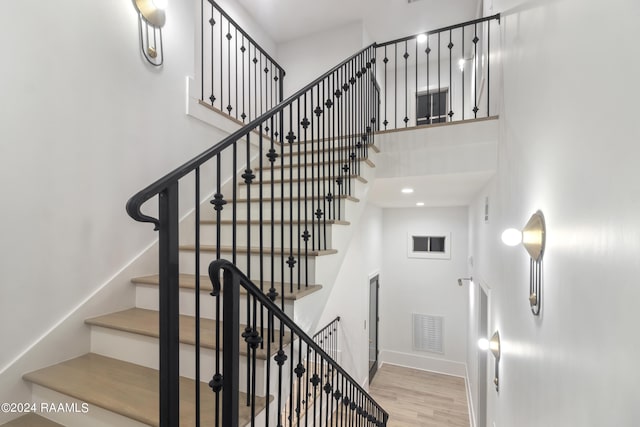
left=133, top=0, right=167, bottom=66
left=457, top=277, right=473, bottom=286
left=478, top=331, right=501, bottom=391
left=501, top=210, right=546, bottom=315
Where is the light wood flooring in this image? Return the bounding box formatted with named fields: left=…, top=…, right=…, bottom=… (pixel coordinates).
left=369, top=364, right=470, bottom=427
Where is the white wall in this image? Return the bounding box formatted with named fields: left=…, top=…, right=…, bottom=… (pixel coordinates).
left=0, top=0, right=233, bottom=383
left=466, top=0, right=640, bottom=426
left=317, top=203, right=383, bottom=385
left=380, top=207, right=469, bottom=376
left=276, top=21, right=367, bottom=96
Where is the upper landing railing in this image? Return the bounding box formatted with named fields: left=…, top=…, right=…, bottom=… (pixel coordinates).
left=200, top=0, right=286, bottom=123
left=376, top=14, right=500, bottom=130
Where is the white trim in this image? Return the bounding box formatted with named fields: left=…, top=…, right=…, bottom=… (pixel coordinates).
left=466, top=363, right=477, bottom=427
left=380, top=349, right=467, bottom=377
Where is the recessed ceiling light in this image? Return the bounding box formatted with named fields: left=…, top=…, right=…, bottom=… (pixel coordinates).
left=416, top=202, right=425, bottom=206
left=401, top=188, right=414, bottom=194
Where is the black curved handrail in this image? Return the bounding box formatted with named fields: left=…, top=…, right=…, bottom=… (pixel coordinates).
left=126, top=43, right=376, bottom=229
left=209, top=259, right=390, bottom=426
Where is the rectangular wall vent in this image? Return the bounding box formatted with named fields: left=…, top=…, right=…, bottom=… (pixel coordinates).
left=412, top=313, right=443, bottom=354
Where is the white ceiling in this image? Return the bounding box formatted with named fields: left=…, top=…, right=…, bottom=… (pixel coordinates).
left=236, top=0, right=481, bottom=44
left=368, top=171, right=494, bottom=208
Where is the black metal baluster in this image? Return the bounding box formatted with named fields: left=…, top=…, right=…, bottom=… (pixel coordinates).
left=296, top=100, right=302, bottom=290
left=414, top=38, right=418, bottom=127
left=194, top=168, right=201, bottom=427
left=209, top=3, right=215, bottom=106
left=241, top=35, right=246, bottom=122
left=213, top=154, right=223, bottom=426
left=254, top=46, right=259, bottom=123
left=226, top=22, right=232, bottom=115
left=302, top=94, right=310, bottom=289
left=261, top=53, right=265, bottom=116
left=336, top=67, right=343, bottom=221
left=287, top=107, right=295, bottom=296
left=438, top=32, right=441, bottom=122
left=474, top=23, right=478, bottom=118
left=383, top=46, right=388, bottom=129
left=462, top=26, right=465, bottom=120
left=304, top=345, right=311, bottom=427
left=250, top=293, right=259, bottom=425
left=265, top=297, right=272, bottom=424
left=288, top=327, right=295, bottom=427
left=234, top=27, right=238, bottom=120
left=268, top=116, right=277, bottom=313
left=310, top=88, right=316, bottom=251
left=426, top=35, right=430, bottom=123
left=394, top=43, right=397, bottom=129
left=279, top=111, right=285, bottom=309
left=449, top=29, right=453, bottom=122
left=258, top=126, right=265, bottom=343
left=219, top=15, right=223, bottom=113
left=244, top=133, right=253, bottom=407
left=321, top=79, right=327, bottom=251
left=331, top=72, right=337, bottom=221
left=404, top=40, right=408, bottom=127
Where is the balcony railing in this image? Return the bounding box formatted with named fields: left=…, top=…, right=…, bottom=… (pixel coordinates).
left=200, top=0, right=286, bottom=123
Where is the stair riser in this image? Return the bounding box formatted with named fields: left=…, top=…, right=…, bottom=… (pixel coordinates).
left=199, top=223, right=334, bottom=250
left=274, top=148, right=371, bottom=166
left=213, top=199, right=353, bottom=221
left=248, top=162, right=361, bottom=180
left=237, top=179, right=358, bottom=199
left=135, top=284, right=295, bottom=320
left=90, top=327, right=273, bottom=396
left=179, top=251, right=317, bottom=284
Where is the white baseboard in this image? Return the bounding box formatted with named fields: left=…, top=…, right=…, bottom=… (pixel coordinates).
left=380, top=349, right=467, bottom=377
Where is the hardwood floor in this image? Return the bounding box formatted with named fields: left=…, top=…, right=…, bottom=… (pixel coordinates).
left=369, top=364, right=470, bottom=427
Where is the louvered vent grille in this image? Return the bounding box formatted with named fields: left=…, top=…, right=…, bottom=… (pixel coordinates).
left=412, top=313, right=443, bottom=354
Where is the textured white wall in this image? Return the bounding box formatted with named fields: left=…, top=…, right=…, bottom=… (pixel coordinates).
left=0, top=0, right=236, bottom=373
left=276, top=21, right=367, bottom=96
left=467, top=0, right=640, bottom=426
left=317, top=203, right=383, bottom=385
left=380, top=207, right=469, bottom=375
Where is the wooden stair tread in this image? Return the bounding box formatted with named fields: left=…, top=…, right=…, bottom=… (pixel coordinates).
left=23, top=353, right=269, bottom=427
left=180, top=245, right=338, bottom=256
left=203, top=219, right=350, bottom=226
left=132, top=274, right=323, bottom=300
left=230, top=194, right=359, bottom=203
left=238, top=174, right=367, bottom=185
left=0, top=414, right=64, bottom=427
left=85, top=308, right=290, bottom=359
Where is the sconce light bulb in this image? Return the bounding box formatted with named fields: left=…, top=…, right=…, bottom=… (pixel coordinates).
left=152, top=0, right=168, bottom=10
left=501, top=228, right=523, bottom=246
left=458, top=59, right=465, bottom=71
left=417, top=34, right=427, bottom=43
left=478, top=338, right=490, bottom=351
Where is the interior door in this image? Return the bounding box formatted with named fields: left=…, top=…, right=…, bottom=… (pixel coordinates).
left=369, top=275, right=379, bottom=383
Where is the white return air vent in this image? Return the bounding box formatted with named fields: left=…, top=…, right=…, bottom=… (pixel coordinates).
left=412, top=313, right=443, bottom=354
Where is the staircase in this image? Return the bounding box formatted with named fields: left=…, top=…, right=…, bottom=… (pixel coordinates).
left=6, top=43, right=385, bottom=427
left=3, top=11, right=502, bottom=426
